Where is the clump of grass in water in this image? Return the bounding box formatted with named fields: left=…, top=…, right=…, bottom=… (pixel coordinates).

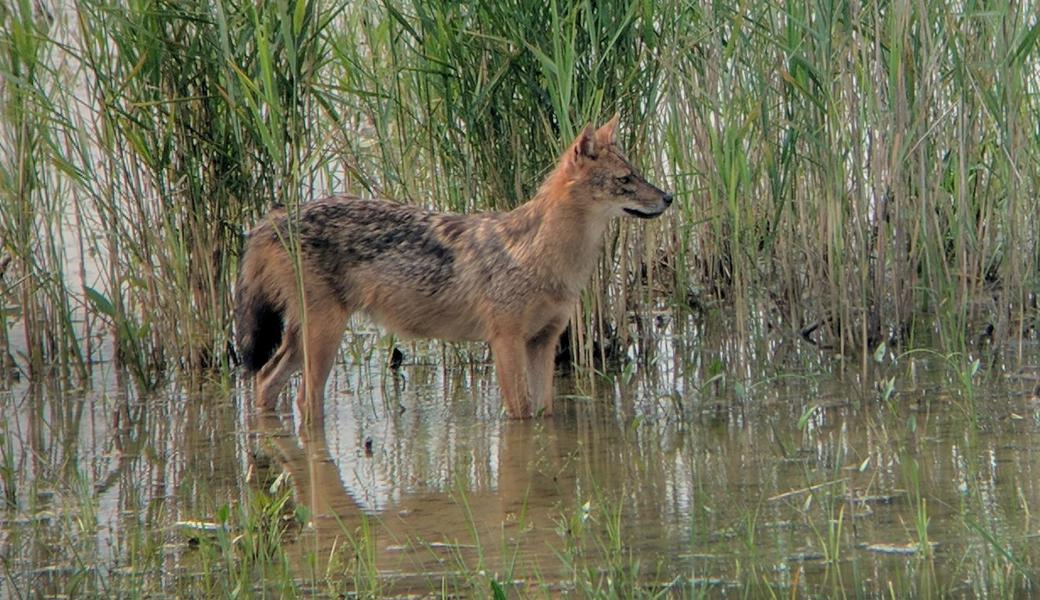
left=671, top=1, right=1040, bottom=355
left=324, top=512, right=382, bottom=598
left=192, top=484, right=305, bottom=597
left=71, top=0, right=341, bottom=382
left=0, top=0, right=342, bottom=386
left=553, top=490, right=670, bottom=597
left=0, top=0, right=90, bottom=382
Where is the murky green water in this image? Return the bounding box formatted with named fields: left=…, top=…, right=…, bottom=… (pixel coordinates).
left=2, top=327, right=1039, bottom=597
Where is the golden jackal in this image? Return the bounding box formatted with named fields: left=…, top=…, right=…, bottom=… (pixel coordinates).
left=235, top=116, right=672, bottom=420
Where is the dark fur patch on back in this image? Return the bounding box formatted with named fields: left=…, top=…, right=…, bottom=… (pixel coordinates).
left=276, top=198, right=457, bottom=298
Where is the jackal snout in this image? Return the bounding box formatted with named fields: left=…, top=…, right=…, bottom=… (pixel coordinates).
left=568, top=114, right=673, bottom=219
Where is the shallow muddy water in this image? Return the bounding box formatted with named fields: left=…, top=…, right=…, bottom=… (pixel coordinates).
left=2, top=326, right=1039, bottom=597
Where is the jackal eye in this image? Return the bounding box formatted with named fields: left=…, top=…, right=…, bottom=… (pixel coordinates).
left=616, top=175, right=633, bottom=185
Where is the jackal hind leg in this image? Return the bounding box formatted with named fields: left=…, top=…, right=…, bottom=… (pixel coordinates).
left=491, top=335, right=532, bottom=419
left=255, top=327, right=302, bottom=411
left=296, top=303, right=350, bottom=424
left=526, top=321, right=565, bottom=417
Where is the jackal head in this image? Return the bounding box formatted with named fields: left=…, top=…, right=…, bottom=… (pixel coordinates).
left=565, top=114, right=673, bottom=219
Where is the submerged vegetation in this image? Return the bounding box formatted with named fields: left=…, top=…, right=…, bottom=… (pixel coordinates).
left=0, top=0, right=1037, bottom=383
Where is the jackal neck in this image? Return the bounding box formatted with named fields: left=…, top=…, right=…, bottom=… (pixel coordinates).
left=511, top=174, right=610, bottom=292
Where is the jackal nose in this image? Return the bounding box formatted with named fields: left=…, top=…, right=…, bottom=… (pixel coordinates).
left=663, top=193, right=673, bottom=206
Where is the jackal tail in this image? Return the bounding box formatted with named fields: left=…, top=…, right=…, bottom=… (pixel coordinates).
left=234, top=266, right=284, bottom=374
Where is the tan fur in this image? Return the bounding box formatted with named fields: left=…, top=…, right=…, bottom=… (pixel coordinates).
left=235, top=116, right=672, bottom=421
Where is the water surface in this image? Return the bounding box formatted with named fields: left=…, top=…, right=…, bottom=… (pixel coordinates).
left=2, top=328, right=1039, bottom=597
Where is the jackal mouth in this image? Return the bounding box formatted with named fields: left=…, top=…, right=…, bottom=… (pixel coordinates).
left=623, top=206, right=666, bottom=219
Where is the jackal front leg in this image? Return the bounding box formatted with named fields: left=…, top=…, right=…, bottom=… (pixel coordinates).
left=490, top=336, right=532, bottom=419
left=526, top=321, right=565, bottom=417
left=296, top=304, right=349, bottom=425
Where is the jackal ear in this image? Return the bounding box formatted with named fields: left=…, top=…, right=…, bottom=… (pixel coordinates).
left=596, top=113, right=620, bottom=146
left=573, top=123, right=598, bottom=161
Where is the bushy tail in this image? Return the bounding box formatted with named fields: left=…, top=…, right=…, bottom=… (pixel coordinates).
left=235, top=267, right=284, bottom=373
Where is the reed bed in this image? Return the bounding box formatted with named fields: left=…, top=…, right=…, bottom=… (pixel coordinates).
left=0, top=0, right=1037, bottom=383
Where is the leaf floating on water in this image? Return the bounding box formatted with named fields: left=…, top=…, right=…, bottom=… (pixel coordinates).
left=388, top=540, right=479, bottom=552
left=786, top=550, right=825, bottom=562
left=843, top=490, right=907, bottom=505
left=688, top=577, right=728, bottom=587
left=174, top=520, right=229, bottom=540
left=427, top=541, right=477, bottom=549
left=768, top=478, right=847, bottom=502
left=860, top=541, right=938, bottom=555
